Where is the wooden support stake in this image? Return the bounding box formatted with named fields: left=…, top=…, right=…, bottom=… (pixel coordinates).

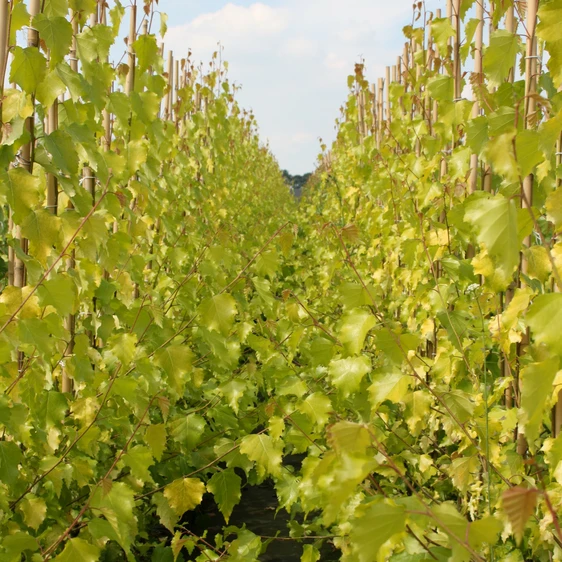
left=468, top=0, right=484, bottom=194
left=126, top=5, right=136, bottom=95
left=517, top=0, right=539, bottom=455
left=385, top=66, right=391, bottom=124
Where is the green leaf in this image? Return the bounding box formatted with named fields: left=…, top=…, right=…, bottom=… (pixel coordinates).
left=329, top=355, right=371, bottom=397
left=90, top=482, right=137, bottom=555
left=427, top=75, right=454, bottom=102
left=52, top=538, right=100, bottom=562
left=349, top=500, right=406, bottom=562
left=35, top=391, right=68, bottom=428
left=163, top=477, right=205, bottom=517
left=154, top=345, right=193, bottom=395
left=18, top=495, right=47, bottom=531
left=43, top=0, right=69, bottom=18
left=144, top=424, right=167, bottom=462
left=33, top=14, right=73, bottom=66
left=516, top=130, right=543, bottom=178
left=134, top=34, right=160, bottom=73
left=0, top=168, right=41, bottom=222
left=327, top=421, right=371, bottom=456
left=207, top=469, right=242, bottom=523
left=36, top=69, right=67, bottom=107
left=526, top=294, right=562, bottom=356
left=198, top=293, right=237, bottom=336
left=430, top=17, right=455, bottom=55
left=546, top=188, right=562, bottom=231
left=483, top=30, right=520, bottom=86
left=538, top=0, right=562, bottom=89
left=465, top=193, right=519, bottom=287
left=240, top=434, right=283, bottom=479
left=298, top=392, right=332, bottom=429
left=43, top=129, right=79, bottom=175
left=301, top=544, right=320, bottom=562
left=338, top=309, right=376, bottom=355
left=169, top=414, right=205, bottom=450
left=37, top=274, right=78, bottom=316
left=122, top=445, right=154, bottom=484
left=368, top=370, right=410, bottom=409
left=0, top=441, right=23, bottom=487
left=9, top=46, right=47, bottom=94
left=21, top=209, right=61, bottom=264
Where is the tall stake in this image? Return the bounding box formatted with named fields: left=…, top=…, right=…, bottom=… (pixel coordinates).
left=517, top=0, right=539, bottom=455
left=468, top=0, right=484, bottom=194
left=61, top=10, right=79, bottom=395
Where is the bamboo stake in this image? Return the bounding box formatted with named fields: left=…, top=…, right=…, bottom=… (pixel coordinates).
left=385, top=66, right=391, bottom=124
left=126, top=5, right=136, bottom=96
left=61, top=10, right=80, bottom=395
left=0, top=0, right=9, bottom=121
left=452, top=0, right=461, bottom=101
left=517, top=0, right=539, bottom=456
left=553, top=88, right=562, bottom=435
left=468, top=0, right=484, bottom=194
left=2, top=1, right=11, bottom=285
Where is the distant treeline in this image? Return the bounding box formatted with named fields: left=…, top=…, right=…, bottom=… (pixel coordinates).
left=281, top=170, right=311, bottom=193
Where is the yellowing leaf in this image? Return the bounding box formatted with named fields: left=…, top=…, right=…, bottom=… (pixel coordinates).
left=526, top=294, right=562, bottom=356
left=329, top=355, right=372, bottom=397
left=327, top=421, right=371, bottom=456
left=240, top=434, right=283, bottom=479
left=19, top=495, right=46, bottom=531
left=338, top=309, right=376, bottom=355
left=349, top=500, right=406, bottom=562
left=144, top=424, right=167, bottom=461
left=465, top=193, right=519, bottom=288
left=164, top=477, right=205, bottom=517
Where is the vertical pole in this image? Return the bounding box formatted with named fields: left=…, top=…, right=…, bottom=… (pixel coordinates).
left=385, top=66, right=391, bottom=124
left=468, top=0, right=484, bottom=194
left=452, top=0, right=461, bottom=101
left=126, top=5, right=136, bottom=96
left=0, top=0, right=9, bottom=120
left=517, top=0, right=538, bottom=456
left=553, top=88, right=562, bottom=436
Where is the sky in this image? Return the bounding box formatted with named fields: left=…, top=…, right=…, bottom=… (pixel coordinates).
left=159, top=1, right=443, bottom=175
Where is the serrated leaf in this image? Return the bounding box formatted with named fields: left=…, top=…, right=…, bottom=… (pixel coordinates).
left=33, top=14, right=73, bottom=66
left=502, top=486, right=539, bottom=544
left=327, top=421, right=371, bottom=456
left=338, top=309, right=376, bottom=355
left=19, top=495, right=46, bottom=531
left=198, top=293, right=237, bottom=336
left=10, top=46, right=47, bottom=94
left=144, top=424, right=167, bottom=461
left=52, top=538, right=100, bottom=562
left=207, top=469, right=242, bottom=523
left=537, top=0, right=562, bottom=89
left=154, top=345, right=193, bottom=395
left=483, top=30, right=520, bottom=86
left=122, top=445, right=154, bottom=484
left=240, top=433, right=283, bottom=479
left=163, top=477, right=205, bottom=517
left=298, top=392, right=332, bottom=429
left=349, top=500, right=406, bottom=562
left=465, top=193, right=519, bottom=288
left=526, top=294, right=562, bottom=356
left=329, top=355, right=372, bottom=397
left=37, top=274, right=77, bottom=316
left=0, top=441, right=23, bottom=486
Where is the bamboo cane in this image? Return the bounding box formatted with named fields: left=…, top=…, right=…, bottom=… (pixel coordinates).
left=126, top=5, right=136, bottom=96
left=468, top=0, right=484, bottom=194
left=517, top=0, right=539, bottom=456
left=385, top=66, right=391, bottom=124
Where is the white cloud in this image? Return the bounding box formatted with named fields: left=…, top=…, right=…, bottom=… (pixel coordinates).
left=165, top=1, right=440, bottom=174
left=324, top=53, right=348, bottom=71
